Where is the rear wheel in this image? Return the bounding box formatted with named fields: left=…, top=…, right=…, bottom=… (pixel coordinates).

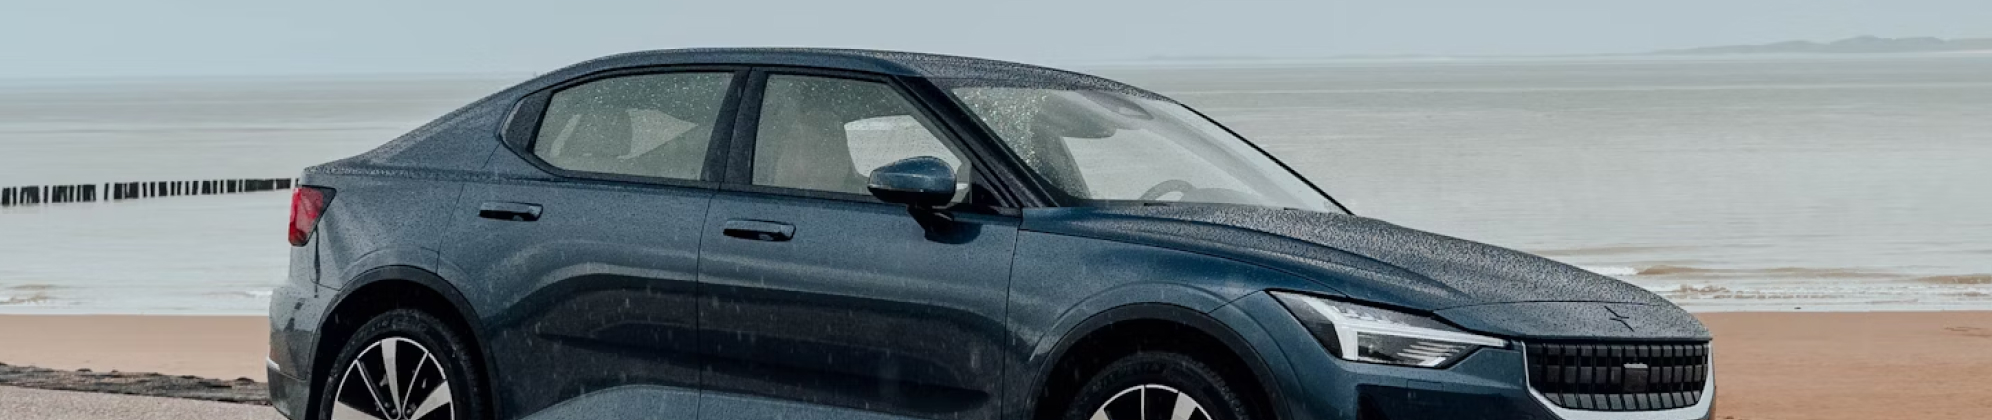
left=1062, top=352, right=1254, bottom=420
left=317, top=309, right=485, bottom=420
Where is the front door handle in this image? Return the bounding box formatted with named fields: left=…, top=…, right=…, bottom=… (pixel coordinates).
left=479, top=202, right=543, bottom=222
left=722, top=220, right=795, bottom=242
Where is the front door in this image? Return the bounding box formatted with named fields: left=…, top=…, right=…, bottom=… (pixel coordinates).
left=696, top=71, right=1018, bottom=420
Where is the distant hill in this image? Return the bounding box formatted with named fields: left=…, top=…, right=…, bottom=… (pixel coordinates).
left=1656, top=36, right=1992, bottom=55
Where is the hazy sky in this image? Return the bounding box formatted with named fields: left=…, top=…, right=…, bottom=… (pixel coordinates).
left=2, top=0, right=1988, bottom=79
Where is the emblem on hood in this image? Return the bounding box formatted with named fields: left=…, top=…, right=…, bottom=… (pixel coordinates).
left=1604, top=306, right=1635, bottom=332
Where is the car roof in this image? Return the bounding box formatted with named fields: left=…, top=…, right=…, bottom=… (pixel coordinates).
left=543, top=48, right=1163, bottom=98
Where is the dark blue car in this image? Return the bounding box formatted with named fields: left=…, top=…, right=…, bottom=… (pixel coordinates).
left=269, top=49, right=1712, bottom=420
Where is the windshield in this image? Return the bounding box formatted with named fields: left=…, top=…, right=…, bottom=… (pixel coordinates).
left=948, top=85, right=1344, bottom=213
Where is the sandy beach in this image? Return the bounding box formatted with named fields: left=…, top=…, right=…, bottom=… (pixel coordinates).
left=0, top=315, right=268, bottom=380
left=0, top=312, right=1987, bottom=419
left=1699, top=311, right=1992, bottom=420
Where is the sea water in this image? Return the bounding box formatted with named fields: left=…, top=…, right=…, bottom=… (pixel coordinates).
left=2, top=55, right=1988, bottom=314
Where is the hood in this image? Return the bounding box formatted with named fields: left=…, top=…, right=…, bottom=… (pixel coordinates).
left=1436, top=301, right=1709, bottom=340
left=1022, top=205, right=1677, bottom=311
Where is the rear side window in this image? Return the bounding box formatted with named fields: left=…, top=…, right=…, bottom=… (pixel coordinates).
left=533, top=73, right=733, bottom=180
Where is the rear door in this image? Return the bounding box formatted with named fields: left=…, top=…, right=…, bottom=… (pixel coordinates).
left=694, top=70, right=1020, bottom=420
left=437, top=68, right=744, bottom=419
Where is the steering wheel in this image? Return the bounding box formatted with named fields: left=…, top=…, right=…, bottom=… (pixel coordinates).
left=1137, top=180, right=1198, bottom=201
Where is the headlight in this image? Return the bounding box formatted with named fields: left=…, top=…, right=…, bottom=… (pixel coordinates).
left=1273, top=292, right=1507, bottom=368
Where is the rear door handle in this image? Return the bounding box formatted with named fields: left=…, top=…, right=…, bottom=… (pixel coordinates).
left=722, top=219, right=795, bottom=242
left=479, top=202, right=543, bottom=222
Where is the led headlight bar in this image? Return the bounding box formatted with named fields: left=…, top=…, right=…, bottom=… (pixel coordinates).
left=1273, top=292, right=1507, bottom=368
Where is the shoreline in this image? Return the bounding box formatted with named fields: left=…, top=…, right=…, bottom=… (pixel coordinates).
left=0, top=312, right=1988, bottom=418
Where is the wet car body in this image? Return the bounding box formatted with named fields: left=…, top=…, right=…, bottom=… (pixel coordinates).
left=268, top=48, right=1712, bottom=420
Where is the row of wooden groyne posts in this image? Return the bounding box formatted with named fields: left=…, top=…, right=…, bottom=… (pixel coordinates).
left=0, top=178, right=299, bottom=207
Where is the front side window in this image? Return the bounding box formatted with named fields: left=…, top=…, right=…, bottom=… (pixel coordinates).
left=751, top=75, right=971, bottom=202
left=533, top=72, right=734, bottom=180
left=949, top=84, right=1340, bottom=213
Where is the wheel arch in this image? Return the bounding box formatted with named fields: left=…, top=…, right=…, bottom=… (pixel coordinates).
left=1026, top=303, right=1287, bottom=420
left=311, top=265, right=493, bottom=420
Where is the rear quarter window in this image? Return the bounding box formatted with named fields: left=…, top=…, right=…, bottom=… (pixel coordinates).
left=532, top=73, right=733, bottom=180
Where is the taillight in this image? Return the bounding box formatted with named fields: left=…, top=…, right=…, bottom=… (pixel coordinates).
left=288, top=186, right=335, bottom=246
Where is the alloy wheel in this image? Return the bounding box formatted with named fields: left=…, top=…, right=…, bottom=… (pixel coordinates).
left=331, top=337, right=454, bottom=420
left=1089, top=384, right=1212, bottom=420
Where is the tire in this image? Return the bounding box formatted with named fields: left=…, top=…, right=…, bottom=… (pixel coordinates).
left=1062, top=352, right=1255, bottom=420
left=315, top=309, right=486, bottom=420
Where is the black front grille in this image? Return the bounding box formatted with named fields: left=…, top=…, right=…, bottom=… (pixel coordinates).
left=1525, top=342, right=1710, bottom=411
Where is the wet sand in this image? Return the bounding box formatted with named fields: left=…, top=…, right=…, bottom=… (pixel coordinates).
left=0, top=315, right=267, bottom=380
left=0, top=312, right=1987, bottom=419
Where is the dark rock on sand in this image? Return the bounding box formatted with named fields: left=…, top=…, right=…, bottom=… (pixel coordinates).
left=0, top=364, right=267, bottom=405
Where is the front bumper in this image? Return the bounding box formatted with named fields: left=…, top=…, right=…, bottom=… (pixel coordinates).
left=1338, top=347, right=1715, bottom=420
left=1215, top=293, right=1713, bottom=420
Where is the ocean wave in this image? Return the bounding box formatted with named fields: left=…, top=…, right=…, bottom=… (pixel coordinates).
left=1576, top=264, right=1911, bottom=279
left=1913, top=274, right=1992, bottom=285
left=203, top=290, right=276, bottom=299
left=0, top=292, right=52, bottom=305
left=1652, top=282, right=1992, bottom=302
left=4, top=284, right=61, bottom=291
left=1633, top=264, right=1906, bottom=279
left=1532, top=245, right=1694, bottom=257
left=1660, top=284, right=1836, bottom=299
left=1578, top=265, right=1641, bottom=276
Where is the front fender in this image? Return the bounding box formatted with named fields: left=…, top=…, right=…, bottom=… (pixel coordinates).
left=1004, top=302, right=1296, bottom=420
left=1000, top=231, right=1339, bottom=420
left=1004, top=231, right=1339, bottom=348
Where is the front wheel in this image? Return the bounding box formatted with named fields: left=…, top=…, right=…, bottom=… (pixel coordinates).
left=1063, top=352, right=1255, bottom=420
left=317, top=309, right=486, bottom=420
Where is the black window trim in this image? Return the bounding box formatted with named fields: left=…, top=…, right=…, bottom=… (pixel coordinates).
left=721, top=66, right=1024, bottom=213
left=500, top=65, right=751, bottom=189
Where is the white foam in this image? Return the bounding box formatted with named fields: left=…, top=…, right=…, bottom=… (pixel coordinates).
left=1580, top=265, right=1641, bottom=276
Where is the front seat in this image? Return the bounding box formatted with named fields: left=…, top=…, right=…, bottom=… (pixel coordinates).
left=754, top=98, right=867, bottom=194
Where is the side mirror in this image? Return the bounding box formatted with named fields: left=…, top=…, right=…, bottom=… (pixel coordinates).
left=868, top=156, right=956, bottom=208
